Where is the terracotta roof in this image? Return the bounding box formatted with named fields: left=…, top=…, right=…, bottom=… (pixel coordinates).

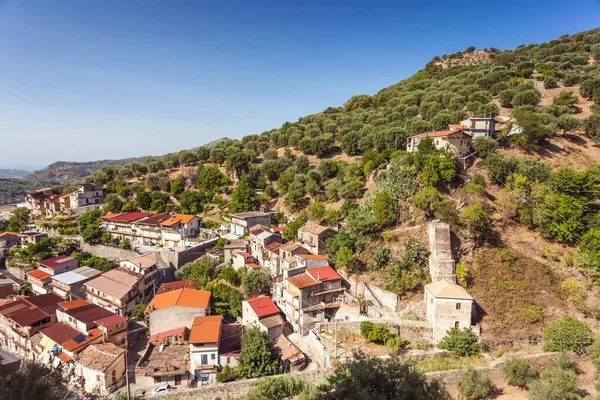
left=224, top=241, right=246, bottom=249
left=85, top=269, right=142, bottom=300
left=21, top=293, right=63, bottom=315
left=250, top=227, right=268, bottom=236
left=100, top=212, right=121, bottom=220
left=189, top=315, right=222, bottom=344
left=271, top=226, right=286, bottom=233
left=58, top=299, right=89, bottom=310
left=160, top=214, right=196, bottom=227
left=27, top=269, right=52, bottom=280
left=157, top=280, right=199, bottom=294
left=39, top=255, right=78, bottom=270
left=246, top=263, right=260, bottom=270
left=146, top=288, right=211, bottom=312
left=149, top=326, right=188, bottom=342
left=287, top=273, right=318, bottom=289
left=136, top=213, right=171, bottom=225
left=279, top=242, right=306, bottom=254
left=59, top=192, right=75, bottom=199
left=259, top=314, right=283, bottom=329
left=94, top=314, right=127, bottom=327
left=62, top=328, right=103, bottom=352
left=40, top=322, right=82, bottom=344
left=244, top=295, right=279, bottom=318
left=426, top=129, right=460, bottom=138
left=299, top=222, right=329, bottom=235
left=58, top=353, right=72, bottom=363
left=307, top=266, right=342, bottom=282
left=100, top=212, right=151, bottom=223
left=63, top=303, right=115, bottom=325
left=296, top=254, right=328, bottom=260
left=77, top=343, right=125, bottom=372
left=449, top=124, right=470, bottom=130
left=265, top=242, right=283, bottom=253
left=238, top=252, right=252, bottom=258
left=425, top=280, right=473, bottom=300
left=121, top=253, right=157, bottom=271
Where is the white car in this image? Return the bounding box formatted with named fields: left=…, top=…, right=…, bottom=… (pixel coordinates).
left=152, top=383, right=171, bottom=394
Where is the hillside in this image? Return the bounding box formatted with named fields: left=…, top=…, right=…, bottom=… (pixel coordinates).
left=0, top=169, right=30, bottom=179
left=9, top=28, right=600, bottom=345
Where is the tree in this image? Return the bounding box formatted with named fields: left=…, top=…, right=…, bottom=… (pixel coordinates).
left=314, top=353, right=451, bottom=400
left=175, top=257, right=217, bottom=288
left=373, top=245, right=391, bottom=269
left=460, top=204, right=491, bottom=245
left=308, top=202, right=326, bottom=221
left=438, top=328, right=481, bottom=357
left=502, top=357, right=538, bottom=387
left=242, top=270, right=271, bottom=297
left=512, top=89, right=541, bottom=106
left=131, top=302, right=147, bottom=322
left=536, top=194, right=584, bottom=242
left=225, top=152, right=252, bottom=179
left=221, top=266, right=241, bottom=286
left=373, top=191, right=396, bottom=227
left=121, top=238, right=132, bottom=250
left=170, top=177, right=185, bottom=197
left=542, top=316, right=592, bottom=352
left=472, top=136, right=498, bottom=158
left=136, top=189, right=151, bottom=210
left=528, top=366, right=579, bottom=400
left=82, top=223, right=103, bottom=244
left=282, top=213, right=307, bottom=242
left=245, top=376, right=309, bottom=400
left=557, top=114, right=581, bottom=136
left=197, top=166, right=228, bottom=192
left=237, top=327, right=280, bottom=378
left=229, top=183, right=256, bottom=213
left=553, top=91, right=579, bottom=108
left=104, top=193, right=123, bottom=213
left=499, top=89, right=516, bottom=106
left=456, top=368, right=495, bottom=400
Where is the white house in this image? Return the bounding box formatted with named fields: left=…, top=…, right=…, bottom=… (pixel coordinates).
left=229, top=212, right=272, bottom=237
left=189, top=315, right=222, bottom=384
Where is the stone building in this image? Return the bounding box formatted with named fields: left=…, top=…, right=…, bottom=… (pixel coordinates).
left=424, top=280, right=475, bottom=342
left=428, top=222, right=456, bottom=283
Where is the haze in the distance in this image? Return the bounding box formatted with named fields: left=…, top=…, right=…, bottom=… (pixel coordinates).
left=0, top=0, right=598, bottom=169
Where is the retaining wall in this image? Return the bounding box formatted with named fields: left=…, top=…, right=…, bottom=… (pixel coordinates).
left=6, top=265, right=31, bottom=281
left=340, top=271, right=398, bottom=310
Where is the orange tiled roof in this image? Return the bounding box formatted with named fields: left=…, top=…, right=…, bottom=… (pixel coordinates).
left=146, top=288, right=210, bottom=312
left=58, top=299, right=89, bottom=310
left=189, top=315, right=222, bottom=344
left=58, top=352, right=72, bottom=363
left=59, top=192, right=75, bottom=199
left=160, top=214, right=196, bottom=227
left=427, top=129, right=460, bottom=138
left=62, top=328, right=103, bottom=352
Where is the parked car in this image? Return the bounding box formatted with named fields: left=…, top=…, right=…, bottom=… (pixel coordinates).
left=152, top=384, right=171, bottom=394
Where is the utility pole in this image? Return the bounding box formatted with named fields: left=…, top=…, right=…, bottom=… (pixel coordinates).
left=334, top=320, right=338, bottom=359
left=125, top=349, right=130, bottom=400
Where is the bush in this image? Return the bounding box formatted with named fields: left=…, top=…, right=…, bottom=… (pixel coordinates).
left=542, top=316, right=592, bottom=352
left=512, top=89, right=541, bottom=106
left=472, top=136, right=498, bottom=158
left=543, top=75, right=559, bottom=89
left=456, top=367, right=495, bottom=400
left=386, top=335, right=409, bottom=353
left=216, top=365, right=238, bottom=383
left=438, top=328, right=481, bottom=357
left=502, top=356, right=538, bottom=387
left=245, top=376, right=307, bottom=400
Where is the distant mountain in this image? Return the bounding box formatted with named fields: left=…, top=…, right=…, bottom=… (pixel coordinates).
left=0, top=169, right=31, bottom=178
left=26, top=158, right=146, bottom=182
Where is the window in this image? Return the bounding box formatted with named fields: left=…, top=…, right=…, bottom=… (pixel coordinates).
left=456, top=303, right=461, bottom=310
left=455, top=321, right=459, bottom=329
left=201, top=354, right=208, bottom=365
left=211, top=353, right=216, bottom=360
left=435, top=139, right=440, bottom=145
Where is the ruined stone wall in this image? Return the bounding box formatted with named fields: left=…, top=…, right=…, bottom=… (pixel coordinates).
left=427, top=222, right=456, bottom=283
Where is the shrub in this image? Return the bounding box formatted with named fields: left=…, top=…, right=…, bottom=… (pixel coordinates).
left=245, top=376, right=307, bottom=400
left=367, top=324, right=392, bottom=344
left=438, top=328, right=481, bottom=357
left=554, top=353, right=578, bottom=372
left=542, top=316, right=592, bottom=352
left=381, top=230, right=396, bottom=243
left=386, top=336, right=409, bottom=353
left=543, top=75, right=559, bottom=89
left=456, top=367, right=495, bottom=400
left=502, top=356, right=538, bottom=387
left=360, top=321, right=374, bottom=338
left=216, top=365, right=238, bottom=383
left=373, top=245, right=391, bottom=269
left=536, top=366, right=579, bottom=396
left=472, top=136, right=498, bottom=158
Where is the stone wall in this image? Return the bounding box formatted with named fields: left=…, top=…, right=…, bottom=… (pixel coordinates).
left=316, top=319, right=433, bottom=343
left=340, top=271, right=398, bottom=310
left=6, top=265, right=31, bottom=281
left=80, top=243, right=139, bottom=261
left=428, top=222, right=456, bottom=283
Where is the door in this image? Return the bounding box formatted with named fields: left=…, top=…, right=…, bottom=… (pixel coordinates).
left=175, top=375, right=181, bottom=386
left=455, top=321, right=460, bottom=329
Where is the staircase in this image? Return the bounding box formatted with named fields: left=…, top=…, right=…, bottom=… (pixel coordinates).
left=364, top=283, right=383, bottom=308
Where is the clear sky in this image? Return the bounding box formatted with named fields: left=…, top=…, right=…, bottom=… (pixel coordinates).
left=0, top=0, right=599, bottom=170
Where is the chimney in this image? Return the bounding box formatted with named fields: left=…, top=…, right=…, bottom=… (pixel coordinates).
left=317, top=272, right=321, bottom=281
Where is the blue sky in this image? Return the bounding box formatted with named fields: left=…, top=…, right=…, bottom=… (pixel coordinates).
left=0, top=0, right=599, bottom=170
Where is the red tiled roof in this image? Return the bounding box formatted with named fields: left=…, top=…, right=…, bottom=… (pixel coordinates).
left=265, top=242, right=283, bottom=252
left=160, top=214, right=197, bottom=227
left=246, top=263, right=260, bottom=269
left=62, top=328, right=103, bottom=352
left=146, top=288, right=211, bottom=312
left=238, top=252, right=252, bottom=258
left=189, top=315, right=222, bottom=344
left=156, top=280, right=198, bottom=294
left=100, top=212, right=151, bottom=223
left=427, top=129, right=460, bottom=138
left=94, top=314, right=127, bottom=327
left=58, top=352, right=72, bottom=363
left=307, top=266, right=342, bottom=282
left=136, top=213, right=171, bottom=225
left=286, top=273, right=318, bottom=289
left=244, top=295, right=279, bottom=318
left=296, top=254, right=328, bottom=260
left=27, top=269, right=52, bottom=280
left=149, top=326, right=188, bottom=342
left=41, top=322, right=81, bottom=344
left=58, top=299, right=89, bottom=310
left=271, top=226, right=286, bottom=232
left=39, top=255, right=77, bottom=270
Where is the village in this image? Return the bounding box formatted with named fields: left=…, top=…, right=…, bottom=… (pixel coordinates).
left=0, top=165, right=482, bottom=398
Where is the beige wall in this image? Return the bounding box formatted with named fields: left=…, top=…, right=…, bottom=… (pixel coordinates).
left=424, top=289, right=473, bottom=342
left=148, top=306, right=206, bottom=336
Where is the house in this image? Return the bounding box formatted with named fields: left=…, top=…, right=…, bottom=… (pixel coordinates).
left=59, top=192, right=74, bottom=210
left=38, top=321, right=104, bottom=361
left=189, top=315, right=222, bottom=384
left=452, top=117, right=497, bottom=138
left=25, top=188, right=59, bottom=216
left=156, top=280, right=198, bottom=294
left=0, top=293, right=63, bottom=359
left=56, top=300, right=115, bottom=332
left=218, top=323, right=242, bottom=368
left=38, top=255, right=79, bottom=276
left=279, top=242, right=310, bottom=271
left=49, top=266, right=102, bottom=300
left=68, top=184, right=107, bottom=209
left=242, top=295, right=283, bottom=340
left=250, top=229, right=282, bottom=266
left=283, top=266, right=344, bottom=335
left=224, top=240, right=247, bottom=265
left=297, top=223, right=333, bottom=255
left=18, top=231, right=48, bottom=246
left=160, top=214, right=201, bottom=247
left=233, top=251, right=255, bottom=270
left=145, top=288, right=211, bottom=335
left=0, top=232, right=20, bottom=267
left=135, top=340, right=191, bottom=389
left=85, top=268, right=145, bottom=316
left=94, top=314, right=128, bottom=348
left=131, top=213, right=172, bottom=245
left=263, top=242, right=283, bottom=276
left=119, top=253, right=159, bottom=297
left=406, top=129, right=472, bottom=156
left=424, top=280, right=476, bottom=342
left=229, top=211, right=272, bottom=237
left=75, top=343, right=126, bottom=396
left=26, top=269, right=53, bottom=295
left=99, top=212, right=152, bottom=243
